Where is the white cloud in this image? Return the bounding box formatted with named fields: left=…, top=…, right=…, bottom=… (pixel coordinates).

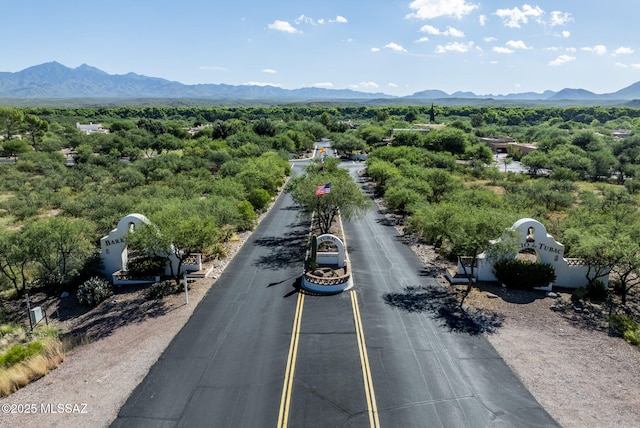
left=435, top=41, right=475, bottom=53
left=419, top=24, right=464, bottom=37
left=407, top=0, right=478, bottom=20
left=549, top=55, right=575, bottom=66
left=370, top=47, right=381, bottom=52
left=550, top=11, right=573, bottom=26
left=632, top=64, right=640, bottom=70
left=244, top=81, right=282, bottom=87
left=294, top=15, right=316, bottom=25
left=495, top=5, right=544, bottom=28
left=479, top=15, right=487, bottom=26
left=581, top=45, right=607, bottom=55
left=388, top=82, right=399, bottom=88
left=268, top=20, right=301, bottom=34
left=615, top=62, right=628, bottom=68
left=446, top=27, right=465, bottom=37
left=350, top=81, right=380, bottom=90
left=484, top=36, right=497, bottom=43
left=294, top=15, right=348, bottom=25
left=420, top=25, right=441, bottom=35
left=506, top=40, right=531, bottom=50
left=493, top=46, right=514, bottom=54
left=313, top=82, right=334, bottom=88
left=415, top=37, right=430, bottom=43
left=566, top=47, right=576, bottom=53
left=545, top=46, right=561, bottom=52
left=615, top=46, right=635, bottom=55
left=561, top=30, right=571, bottom=38
left=262, top=69, right=277, bottom=74
left=385, top=42, right=407, bottom=52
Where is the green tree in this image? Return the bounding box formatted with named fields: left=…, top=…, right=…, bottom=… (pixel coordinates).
left=611, top=237, right=640, bottom=306
left=22, top=217, right=95, bottom=287
left=23, top=114, right=49, bottom=147
left=470, top=113, right=484, bottom=128
left=520, top=150, right=550, bottom=177
left=1, top=139, right=31, bottom=159
left=286, top=159, right=370, bottom=234
left=128, top=204, right=221, bottom=284
left=424, top=128, right=469, bottom=154
left=0, top=107, right=24, bottom=141
left=331, top=132, right=367, bottom=158
left=409, top=203, right=515, bottom=305
left=252, top=118, right=277, bottom=137
left=0, top=230, right=31, bottom=296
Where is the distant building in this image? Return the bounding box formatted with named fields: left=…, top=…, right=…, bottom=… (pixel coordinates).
left=479, top=136, right=537, bottom=155
left=391, top=123, right=446, bottom=135
left=611, top=130, right=631, bottom=139
left=76, top=122, right=109, bottom=135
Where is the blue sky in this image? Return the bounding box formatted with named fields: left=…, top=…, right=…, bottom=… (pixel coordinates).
left=2, top=0, right=639, bottom=96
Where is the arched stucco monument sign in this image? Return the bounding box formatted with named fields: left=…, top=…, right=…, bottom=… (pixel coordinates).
left=315, top=234, right=345, bottom=268
left=302, top=233, right=351, bottom=293
left=473, top=218, right=598, bottom=289
left=100, top=213, right=150, bottom=277
left=100, top=213, right=204, bottom=284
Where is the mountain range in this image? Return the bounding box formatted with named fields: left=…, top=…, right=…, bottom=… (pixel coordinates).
left=1, top=62, right=640, bottom=104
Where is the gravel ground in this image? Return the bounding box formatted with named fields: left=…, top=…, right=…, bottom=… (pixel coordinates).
left=2, top=189, right=640, bottom=428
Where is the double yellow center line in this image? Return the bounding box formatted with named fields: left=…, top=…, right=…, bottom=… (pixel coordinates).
left=277, top=292, right=305, bottom=428
left=351, top=290, right=380, bottom=428
left=277, top=290, right=380, bottom=427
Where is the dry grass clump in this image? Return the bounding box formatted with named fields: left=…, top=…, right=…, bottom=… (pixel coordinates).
left=0, top=338, right=64, bottom=397
left=0, top=335, right=66, bottom=397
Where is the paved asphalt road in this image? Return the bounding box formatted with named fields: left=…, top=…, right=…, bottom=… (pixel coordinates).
left=111, top=146, right=558, bottom=427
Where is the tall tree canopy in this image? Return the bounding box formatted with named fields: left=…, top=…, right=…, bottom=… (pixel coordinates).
left=286, top=157, right=370, bottom=234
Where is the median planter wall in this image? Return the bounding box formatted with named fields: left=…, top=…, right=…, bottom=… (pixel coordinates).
left=302, top=233, right=352, bottom=294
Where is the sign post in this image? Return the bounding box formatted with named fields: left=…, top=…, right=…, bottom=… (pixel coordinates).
left=183, top=273, right=189, bottom=304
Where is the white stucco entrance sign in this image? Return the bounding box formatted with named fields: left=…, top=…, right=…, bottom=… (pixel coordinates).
left=100, top=213, right=150, bottom=277
left=474, top=218, right=597, bottom=289
left=100, top=214, right=204, bottom=283
left=315, top=234, right=345, bottom=268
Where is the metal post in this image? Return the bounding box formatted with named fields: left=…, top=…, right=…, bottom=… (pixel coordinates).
left=184, top=273, right=189, bottom=304
left=25, top=293, right=33, bottom=331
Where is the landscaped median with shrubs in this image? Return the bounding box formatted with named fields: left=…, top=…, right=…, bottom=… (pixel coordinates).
left=0, top=323, right=64, bottom=397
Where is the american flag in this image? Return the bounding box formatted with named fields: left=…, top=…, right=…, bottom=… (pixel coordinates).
left=315, top=183, right=331, bottom=196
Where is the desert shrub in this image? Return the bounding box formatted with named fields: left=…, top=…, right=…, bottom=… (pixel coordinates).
left=608, top=314, right=640, bottom=346
left=586, top=280, right=608, bottom=302
left=210, top=242, right=229, bottom=259
left=248, top=188, right=272, bottom=212
left=76, top=277, right=113, bottom=307
left=624, top=179, right=640, bottom=194
left=127, top=256, right=166, bottom=276
left=146, top=280, right=182, bottom=300
left=493, top=259, right=556, bottom=290
left=0, top=342, right=44, bottom=368
left=572, top=287, right=587, bottom=301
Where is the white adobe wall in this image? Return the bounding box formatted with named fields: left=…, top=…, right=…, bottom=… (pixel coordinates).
left=473, top=218, right=605, bottom=289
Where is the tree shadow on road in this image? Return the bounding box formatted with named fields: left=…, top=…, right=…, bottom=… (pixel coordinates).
left=253, top=226, right=308, bottom=270
left=383, top=285, right=504, bottom=335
